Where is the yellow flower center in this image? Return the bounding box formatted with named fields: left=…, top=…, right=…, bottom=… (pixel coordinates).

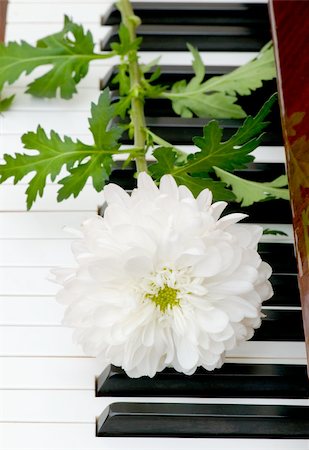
left=146, top=284, right=180, bottom=313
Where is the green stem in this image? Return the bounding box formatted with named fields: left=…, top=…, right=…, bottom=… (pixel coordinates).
left=118, top=0, right=148, bottom=174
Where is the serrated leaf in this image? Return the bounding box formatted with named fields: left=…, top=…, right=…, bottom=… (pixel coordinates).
left=0, top=90, right=123, bottom=208
left=173, top=173, right=236, bottom=200
left=202, top=42, right=276, bottom=96
left=88, top=88, right=123, bottom=150
left=0, top=16, right=112, bottom=99
left=164, top=43, right=276, bottom=118
left=110, top=24, right=142, bottom=55
left=172, top=90, right=245, bottom=119
left=1, top=127, right=94, bottom=208
left=149, top=96, right=277, bottom=204
left=263, top=228, right=288, bottom=236
left=57, top=155, right=112, bottom=201
left=149, top=147, right=178, bottom=179
left=188, top=94, right=277, bottom=173
left=149, top=147, right=235, bottom=201
left=140, top=56, right=161, bottom=74
left=112, top=62, right=130, bottom=96
left=187, top=43, right=205, bottom=88
left=214, top=167, right=290, bottom=206
left=0, top=94, right=15, bottom=112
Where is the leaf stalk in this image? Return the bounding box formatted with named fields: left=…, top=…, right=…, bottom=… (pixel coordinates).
left=118, top=0, right=148, bottom=174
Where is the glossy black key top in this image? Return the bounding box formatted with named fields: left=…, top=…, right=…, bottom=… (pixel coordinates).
left=268, top=274, right=300, bottom=307
left=96, top=363, right=308, bottom=399
left=102, top=24, right=270, bottom=52
left=97, top=402, right=309, bottom=438
left=118, top=117, right=283, bottom=146
left=258, top=243, right=297, bottom=274
left=103, top=2, right=269, bottom=27
left=254, top=310, right=304, bottom=341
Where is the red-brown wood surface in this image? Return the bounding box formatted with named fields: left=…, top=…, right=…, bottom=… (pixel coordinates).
left=0, top=0, right=7, bottom=41
left=269, top=0, right=309, bottom=371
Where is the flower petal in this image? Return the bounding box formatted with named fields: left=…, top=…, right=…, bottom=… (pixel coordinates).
left=175, top=336, right=199, bottom=370
left=159, top=174, right=179, bottom=199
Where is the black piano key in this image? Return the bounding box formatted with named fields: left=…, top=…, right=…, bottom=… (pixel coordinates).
left=97, top=402, right=309, bottom=438
left=118, top=117, right=283, bottom=146
left=96, top=364, right=308, bottom=399
left=254, top=310, right=304, bottom=341
left=103, top=2, right=269, bottom=27
left=258, top=243, right=297, bottom=274
left=233, top=163, right=285, bottom=182
left=268, top=274, right=300, bottom=307
left=110, top=85, right=281, bottom=124
left=102, top=24, right=270, bottom=52
left=223, top=200, right=292, bottom=224
left=101, top=65, right=237, bottom=93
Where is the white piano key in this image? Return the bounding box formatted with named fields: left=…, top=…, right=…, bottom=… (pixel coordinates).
left=0, top=212, right=96, bottom=238
left=5, top=24, right=107, bottom=45
left=0, top=356, right=101, bottom=390
left=1, top=357, right=304, bottom=393
left=1, top=111, right=93, bottom=134
left=0, top=424, right=306, bottom=450
left=3, top=88, right=101, bottom=111
left=0, top=184, right=104, bottom=211
left=226, top=341, right=306, bottom=361
left=0, top=325, right=305, bottom=359
left=250, top=146, right=286, bottom=164
left=1, top=390, right=308, bottom=424
left=259, top=224, right=294, bottom=244
left=139, top=51, right=259, bottom=67
left=7, top=3, right=113, bottom=24
left=0, top=297, right=65, bottom=325
left=0, top=267, right=57, bottom=295
left=0, top=240, right=75, bottom=267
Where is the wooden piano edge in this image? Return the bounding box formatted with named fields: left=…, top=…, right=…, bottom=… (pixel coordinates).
left=0, top=0, right=7, bottom=42
left=269, top=0, right=309, bottom=375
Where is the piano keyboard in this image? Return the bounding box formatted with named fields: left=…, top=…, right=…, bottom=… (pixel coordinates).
left=0, top=0, right=308, bottom=449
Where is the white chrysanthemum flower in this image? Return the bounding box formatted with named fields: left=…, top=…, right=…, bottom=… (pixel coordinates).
left=53, top=173, right=273, bottom=378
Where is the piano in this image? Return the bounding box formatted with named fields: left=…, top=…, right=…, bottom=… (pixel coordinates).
left=0, top=0, right=308, bottom=448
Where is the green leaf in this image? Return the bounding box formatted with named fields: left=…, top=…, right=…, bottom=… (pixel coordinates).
left=202, top=42, right=276, bottom=96
left=149, top=96, right=277, bottom=203
left=110, top=24, right=142, bottom=55
left=190, top=94, right=277, bottom=172
left=149, top=147, right=178, bottom=179
left=187, top=43, right=205, bottom=88
left=88, top=88, right=123, bottom=150
left=57, top=155, right=112, bottom=201
left=173, top=173, right=236, bottom=200
left=149, top=147, right=235, bottom=201
left=0, top=90, right=123, bottom=208
left=214, top=167, right=290, bottom=206
left=263, top=228, right=288, bottom=236
left=164, top=43, right=276, bottom=118
left=172, top=89, right=245, bottom=119
left=0, top=94, right=15, bottom=112
left=112, top=62, right=130, bottom=96
left=0, top=16, right=112, bottom=99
